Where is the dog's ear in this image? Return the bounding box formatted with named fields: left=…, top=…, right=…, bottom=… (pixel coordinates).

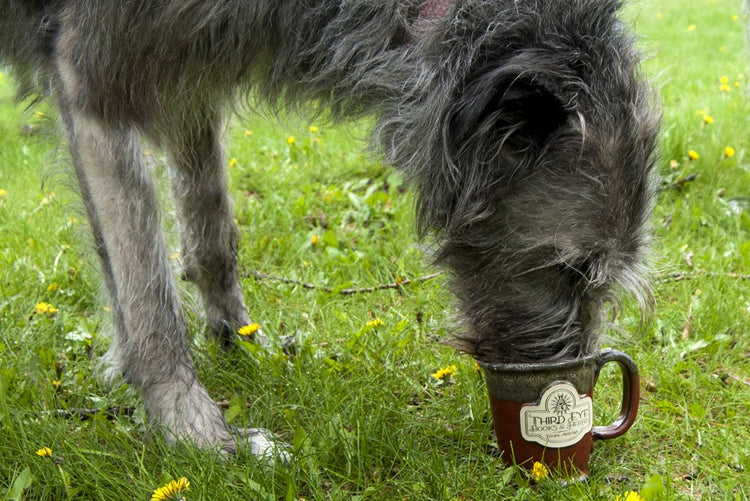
left=449, top=67, right=568, bottom=157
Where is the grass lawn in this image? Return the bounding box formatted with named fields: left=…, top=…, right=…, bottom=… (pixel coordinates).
left=1, top=0, right=749, bottom=499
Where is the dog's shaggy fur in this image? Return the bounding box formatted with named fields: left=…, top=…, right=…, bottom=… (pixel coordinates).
left=0, top=0, right=658, bottom=454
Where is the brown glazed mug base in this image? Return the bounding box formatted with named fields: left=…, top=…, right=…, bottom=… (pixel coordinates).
left=488, top=395, right=593, bottom=478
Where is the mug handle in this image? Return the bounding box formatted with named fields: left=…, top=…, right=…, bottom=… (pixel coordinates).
left=591, top=348, right=640, bottom=440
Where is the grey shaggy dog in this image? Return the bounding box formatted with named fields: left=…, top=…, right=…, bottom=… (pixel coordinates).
left=0, top=0, right=658, bottom=455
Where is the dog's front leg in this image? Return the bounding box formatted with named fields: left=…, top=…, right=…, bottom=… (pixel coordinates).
left=165, top=113, right=253, bottom=345
left=53, top=59, right=277, bottom=458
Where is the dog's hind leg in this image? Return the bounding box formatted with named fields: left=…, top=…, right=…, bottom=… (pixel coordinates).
left=53, top=58, right=278, bottom=458
left=164, top=112, right=253, bottom=344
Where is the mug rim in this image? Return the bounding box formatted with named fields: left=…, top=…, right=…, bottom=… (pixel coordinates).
left=477, top=348, right=610, bottom=373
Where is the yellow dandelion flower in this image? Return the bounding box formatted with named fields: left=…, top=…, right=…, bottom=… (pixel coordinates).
left=686, top=24, right=696, bottom=31
left=35, top=447, right=53, bottom=458
left=287, top=136, right=295, bottom=145
left=229, top=157, right=237, bottom=168
left=151, top=477, right=190, bottom=501
left=733, top=14, right=739, bottom=21
left=366, top=318, right=384, bottom=328
left=51, top=380, right=62, bottom=390
left=615, top=491, right=645, bottom=501
left=34, top=302, right=58, bottom=315
left=309, top=125, right=319, bottom=133
left=237, top=323, right=261, bottom=336
left=530, top=461, right=549, bottom=482
left=702, top=115, right=713, bottom=124
left=688, top=150, right=700, bottom=161
left=311, top=234, right=319, bottom=245
left=0, top=189, right=7, bottom=197
left=432, top=364, right=458, bottom=380
left=47, top=283, right=59, bottom=292
left=721, top=75, right=729, bottom=84
left=724, top=146, right=735, bottom=158
left=245, top=130, right=253, bottom=137
left=720, top=83, right=732, bottom=92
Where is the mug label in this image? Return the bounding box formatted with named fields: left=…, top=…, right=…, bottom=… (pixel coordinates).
left=519, top=382, right=593, bottom=448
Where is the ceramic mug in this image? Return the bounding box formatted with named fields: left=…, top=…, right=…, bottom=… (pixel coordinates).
left=479, top=348, right=639, bottom=480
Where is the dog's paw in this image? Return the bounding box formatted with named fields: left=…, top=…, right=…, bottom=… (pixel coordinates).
left=164, top=412, right=289, bottom=462
left=230, top=427, right=291, bottom=462
left=150, top=380, right=287, bottom=461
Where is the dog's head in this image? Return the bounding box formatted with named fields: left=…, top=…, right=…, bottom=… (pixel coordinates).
left=403, top=0, right=660, bottom=362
